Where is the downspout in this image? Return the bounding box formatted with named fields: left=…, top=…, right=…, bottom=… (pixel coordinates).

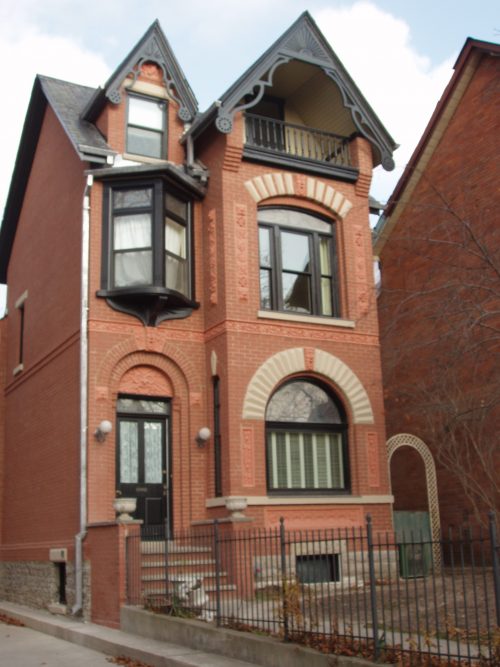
left=72, top=173, right=93, bottom=616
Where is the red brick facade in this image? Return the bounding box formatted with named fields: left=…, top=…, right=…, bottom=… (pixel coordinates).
left=0, top=16, right=396, bottom=623
left=376, top=40, right=500, bottom=531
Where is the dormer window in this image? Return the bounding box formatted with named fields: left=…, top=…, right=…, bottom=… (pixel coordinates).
left=98, top=178, right=197, bottom=326
left=126, top=94, right=167, bottom=159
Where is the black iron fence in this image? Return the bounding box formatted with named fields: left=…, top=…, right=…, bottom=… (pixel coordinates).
left=126, top=513, right=500, bottom=665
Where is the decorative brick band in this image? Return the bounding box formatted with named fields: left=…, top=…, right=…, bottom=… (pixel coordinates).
left=242, top=347, right=374, bottom=424
left=244, top=173, right=353, bottom=220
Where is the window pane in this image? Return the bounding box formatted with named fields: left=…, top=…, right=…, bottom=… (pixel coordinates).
left=113, top=188, right=152, bottom=209
left=329, top=433, right=344, bottom=488
left=165, top=255, right=188, bottom=295
left=281, top=231, right=310, bottom=272
left=165, top=218, right=186, bottom=258
left=117, top=398, right=168, bottom=414
left=120, top=421, right=139, bottom=483
left=259, top=208, right=331, bottom=234
left=114, top=250, right=152, bottom=287
left=127, top=126, right=162, bottom=158
left=319, top=237, right=332, bottom=275
left=282, top=272, right=311, bottom=313
left=321, top=278, right=333, bottom=316
left=259, top=227, right=271, bottom=268
left=129, top=96, right=164, bottom=130
left=260, top=269, right=272, bottom=309
left=144, top=422, right=163, bottom=483
left=114, top=213, right=151, bottom=250
left=266, top=380, right=342, bottom=423
left=165, top=193, right=187, bottom=219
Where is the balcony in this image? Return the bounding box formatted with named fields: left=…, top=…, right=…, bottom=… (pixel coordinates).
left=243, top=113, right=359, bottom=181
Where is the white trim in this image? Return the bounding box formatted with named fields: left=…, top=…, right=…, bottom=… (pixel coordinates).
left=206, top=494, right=394, bottom=508
left=13, top=363, right=24, bottom=376
left=257, top=310, right=355, bottom=328
left=14, top=290, right=28, bottom=309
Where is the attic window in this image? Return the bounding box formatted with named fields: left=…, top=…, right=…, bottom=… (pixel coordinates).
left=126, top=93, right=167, bottom=159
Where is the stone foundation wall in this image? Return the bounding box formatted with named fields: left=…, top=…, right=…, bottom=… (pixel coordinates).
left=0, top=560, right=91, bottom=619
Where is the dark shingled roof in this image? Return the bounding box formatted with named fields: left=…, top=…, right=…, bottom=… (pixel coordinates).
left=38, top=75, right=114, bottom=161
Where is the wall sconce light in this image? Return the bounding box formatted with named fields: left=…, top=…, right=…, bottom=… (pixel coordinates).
left=94, top=420, right=113, bottom=443
left=195, top=427, right=211, bottom=448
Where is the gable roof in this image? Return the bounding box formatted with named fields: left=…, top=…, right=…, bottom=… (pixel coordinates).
left=185, top=11, right=397, bottom=171
left=82, top=20, right=198, bottom=124
left=373, top=38, right=500, bottom=255
left=0, top=75, right=116, bottom=283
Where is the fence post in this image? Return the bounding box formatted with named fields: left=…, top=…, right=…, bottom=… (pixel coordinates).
left=213, top=519, right=222, bottom=627
left=488, top=511, right=500, bottom=627
left=366, top=515, right=380, bottom=660
left=279, top=517, right=289, bottom=642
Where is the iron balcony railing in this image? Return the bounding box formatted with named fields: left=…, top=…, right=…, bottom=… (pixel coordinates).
left=244, top=113, right=352, bottom=169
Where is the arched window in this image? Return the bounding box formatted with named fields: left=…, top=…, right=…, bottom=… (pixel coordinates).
left=266, top=379, right=349, bottom=493
left=258, top=208, right=339, bottom=317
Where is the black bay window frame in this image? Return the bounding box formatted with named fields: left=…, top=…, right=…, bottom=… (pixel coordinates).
left=258, top=207, right=340, bottom=318
left=97, top=175, right=199, bottom=326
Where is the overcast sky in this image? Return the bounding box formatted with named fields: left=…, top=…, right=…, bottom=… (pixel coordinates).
left=0, top=0, right=498, bottom=309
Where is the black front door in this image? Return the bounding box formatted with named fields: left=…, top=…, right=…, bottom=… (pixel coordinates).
left=116, top=397, right=170, bottom=529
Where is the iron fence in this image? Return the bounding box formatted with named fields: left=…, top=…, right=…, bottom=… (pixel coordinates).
left=126, top=513, right=500, bottom=665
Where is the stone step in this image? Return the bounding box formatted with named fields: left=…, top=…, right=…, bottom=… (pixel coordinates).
left=140, top=541, right=212, bottom=555
left=142, top=570, right=227, bottom=582
left=141, top=557, right=216, bottom=568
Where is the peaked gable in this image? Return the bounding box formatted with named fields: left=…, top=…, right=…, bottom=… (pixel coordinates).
left=83, top=20, right=198, bottom=124
left=188, top=12, right=396, bottom=171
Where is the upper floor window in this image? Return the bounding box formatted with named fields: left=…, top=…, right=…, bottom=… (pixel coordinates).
left=98, top=179, right=196, bottom=326
left=266, top=379, right=349, bottom=494
left=127, top=94, right=167, bottom=159
left=258, top=208, right=339, bottom=317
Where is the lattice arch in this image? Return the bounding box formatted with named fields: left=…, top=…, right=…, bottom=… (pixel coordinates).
left=242, top=347, right=374, bottom=423
left=387, top=433, right=441, bottom=564
left=244, top=173, right=353, bottom=220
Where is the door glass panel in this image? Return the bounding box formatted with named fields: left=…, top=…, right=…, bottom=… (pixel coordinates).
left=144, top=422, right=163, bottom=483
left=119, top=421, right=139, bottom=483
left=117, top=398, right=168, bottom=414
left=281, top=231, right=310, bottom=272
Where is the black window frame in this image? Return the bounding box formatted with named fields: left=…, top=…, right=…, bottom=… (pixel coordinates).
left=265, top=378, right=350, bottom=496
left=126, top=92, right=168, bottom=160
left=97, top=177, right=198, bottom=326
left=258, top=207, right=340, bottom=317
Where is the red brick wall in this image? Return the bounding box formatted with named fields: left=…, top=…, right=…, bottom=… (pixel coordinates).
left=378, top=53, right=500, bottom=529
left=0, top=105, right=84, bottom=558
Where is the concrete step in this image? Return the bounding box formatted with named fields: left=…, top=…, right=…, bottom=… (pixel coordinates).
left=142, top=571, right=228, bottom=583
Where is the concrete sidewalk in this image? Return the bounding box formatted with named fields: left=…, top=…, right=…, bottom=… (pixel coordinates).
left=0, top=601, right=264, bottom=667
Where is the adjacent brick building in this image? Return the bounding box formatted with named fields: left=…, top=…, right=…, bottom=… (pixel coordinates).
left=375, top=38, right=500, bottom=536
left=0, top=13, right=396, bottom=624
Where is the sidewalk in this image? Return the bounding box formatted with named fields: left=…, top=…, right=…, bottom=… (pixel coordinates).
left=0, top=601, right=264, bottom=667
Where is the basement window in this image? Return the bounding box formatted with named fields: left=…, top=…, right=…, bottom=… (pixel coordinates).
left=296, top=554, right=340, bottom=584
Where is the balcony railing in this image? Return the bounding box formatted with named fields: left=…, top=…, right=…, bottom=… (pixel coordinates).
left=244, top=113, right=353, bottom=172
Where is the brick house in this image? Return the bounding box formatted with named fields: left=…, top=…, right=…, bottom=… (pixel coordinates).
left=375, top=38, right=500, bottom=538
left=0, top=13, right=396, bottom=625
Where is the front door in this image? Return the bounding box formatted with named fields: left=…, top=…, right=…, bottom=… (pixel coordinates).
left=116, top=397, right=170, bottom=530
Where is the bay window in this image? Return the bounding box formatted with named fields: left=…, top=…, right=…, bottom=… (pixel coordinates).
left=98, top=179, right=197, bottom=326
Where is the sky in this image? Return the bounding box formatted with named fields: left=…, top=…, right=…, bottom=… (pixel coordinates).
left=0, top=0, right=498, bottom=310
